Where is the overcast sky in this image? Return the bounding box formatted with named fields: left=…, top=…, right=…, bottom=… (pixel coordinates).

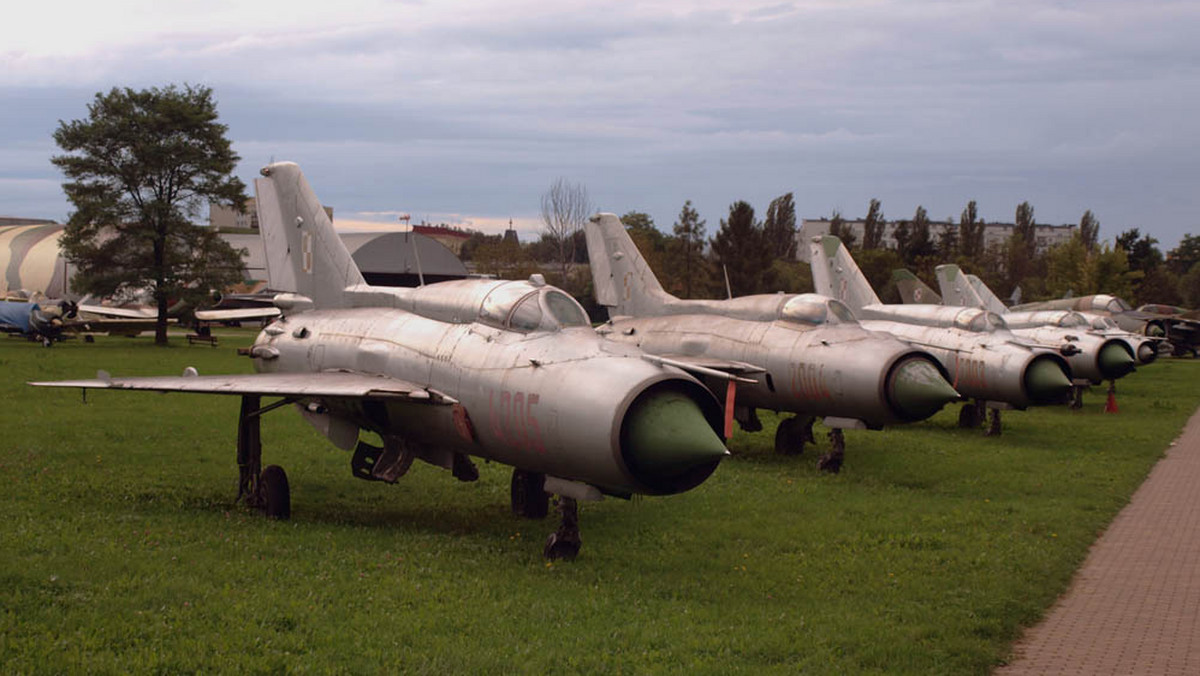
left=2, top=0, right=1198, bottom=248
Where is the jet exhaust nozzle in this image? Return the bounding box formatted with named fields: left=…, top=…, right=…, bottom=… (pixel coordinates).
left=886, top=355, right=961, bottom=422
left=620, top=381, right=726, bottom=495
left=1024, top=355, right=1073, bottom=404
left=1136, top=341, right=1158, bottom=365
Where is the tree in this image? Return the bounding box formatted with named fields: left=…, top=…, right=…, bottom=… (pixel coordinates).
left=862, top=199, right=885, bottom=250
left=1079, top=210, right=1100, bottom=253
left=958, top=200, right=984, bottom=259
left=907, top=206, right=935, bottom=262
left=936, top=222, right=958, bottom=259
left=827, top=209, right=857, bottom=250
left=539, top=177, right=592, bottom=287
left=1167, top=234, right=1200, bottom=277
left=672, top=200, right=707, bottom=298
left=52, top=85, right=248, bottom=345
left=1115, top=228, right=1162, bottom=272
left=710, top=201, right=769, bottom=296
left=763, top=193, right=798, bottom=258
left=621, top=210, right=669, bottom=288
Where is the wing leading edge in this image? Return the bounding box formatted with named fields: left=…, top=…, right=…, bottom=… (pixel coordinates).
left=29, top=370, right=457, bottom=403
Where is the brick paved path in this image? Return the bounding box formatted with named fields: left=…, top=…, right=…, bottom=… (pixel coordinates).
left=997, top=406, right=1200, bottom=675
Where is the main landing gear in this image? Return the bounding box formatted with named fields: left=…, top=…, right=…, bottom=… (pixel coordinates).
left=510, top=469, right=582, bottom=561
left=958, top=400, right=1003, bottom=436
left=236, top=395, right=293, bottom=519
left=774, top=414, right=844, bottom=474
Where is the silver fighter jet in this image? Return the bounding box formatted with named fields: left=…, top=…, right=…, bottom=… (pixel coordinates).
left=30, top=162, right=730, bottom=560
left=584, top=213, right=960, bottom=473
left=810, top=236, right=1073, bottom=434
left=920, top=266, right=1159, bottom=366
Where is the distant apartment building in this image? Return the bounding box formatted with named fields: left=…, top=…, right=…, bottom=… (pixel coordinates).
left=210, top=198, right=332, bottom=230
left=795, top=217, right=1077, bottom=262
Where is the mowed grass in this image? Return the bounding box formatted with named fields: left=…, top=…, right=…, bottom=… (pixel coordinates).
left=1, top=331, right=1198, bottom=674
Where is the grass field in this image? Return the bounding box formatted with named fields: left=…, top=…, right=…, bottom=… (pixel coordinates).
left=2, top=331, right=1198, bottom=674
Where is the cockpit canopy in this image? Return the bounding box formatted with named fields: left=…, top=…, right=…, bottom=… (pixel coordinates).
left=1092, top=295, right=1131, bottom=314
left=1056, top=312, right=1088, bottom=328
left=478, top=280, right=590, bottom=332
left=1091, top=315, right=1118, bottom=330
left=779, top=294, right=858, bottom=326
left=954, top=309, right=1007, bottom=333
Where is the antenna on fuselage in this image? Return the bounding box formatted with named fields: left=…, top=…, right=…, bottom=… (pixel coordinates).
left=722, top=264, right=733, bottom=300
left=400, top=213, right=425, bottom=287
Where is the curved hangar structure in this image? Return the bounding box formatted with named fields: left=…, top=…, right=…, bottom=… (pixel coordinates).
left=2, top=224, right=468, bottom=298
left=0, top=223, right=72, bottom=298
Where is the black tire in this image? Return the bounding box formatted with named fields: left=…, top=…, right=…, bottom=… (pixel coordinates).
left=957, top=403, right=981, bottom=428
left=774, top=416, right=806, bottom=455
left=261, top=465, right=291, bottom=520
left=510, top=469, right=548, bottom=519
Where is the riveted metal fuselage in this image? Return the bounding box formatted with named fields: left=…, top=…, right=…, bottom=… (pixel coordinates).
left=250, top=308, right=721, bottom=495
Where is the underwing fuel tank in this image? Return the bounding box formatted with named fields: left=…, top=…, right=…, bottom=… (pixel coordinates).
left=253, top=308, right=727, bottom=496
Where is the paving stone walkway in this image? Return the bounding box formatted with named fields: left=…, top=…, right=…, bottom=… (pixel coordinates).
left=997, top=406, right=1200, bottom=675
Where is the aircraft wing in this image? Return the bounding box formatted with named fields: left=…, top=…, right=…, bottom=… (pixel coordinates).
left=195, top=307, right=282, bottom=322
left=643, top=354, right=762, bottom=383
left=77, top=304, right=157, bottom=319
left=29, top=370, right=457, bottom=403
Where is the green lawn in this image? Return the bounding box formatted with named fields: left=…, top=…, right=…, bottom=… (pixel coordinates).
left=2, top=332, right=1197, bottom=674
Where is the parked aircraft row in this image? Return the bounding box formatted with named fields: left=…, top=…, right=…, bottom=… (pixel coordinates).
left=27, top=163, right=1180, bottom=559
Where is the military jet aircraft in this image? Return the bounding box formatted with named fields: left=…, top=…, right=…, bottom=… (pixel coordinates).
left=932, top=266, right=1138, bottom=380
left=909, top=268, right=1160, bottom=366
left=30, top=162, right=730, bottom=560
left=809, top=236, right=1073, bottom=434
left=1010, top=294, right=1200, bottom=357
left=584, top=213, right=960, bottom=472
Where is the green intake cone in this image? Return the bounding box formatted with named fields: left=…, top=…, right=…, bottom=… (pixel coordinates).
left=888, top=357, right=961, bottom=421
left=1024, top=357, right=1072, bottom=404
left=624, top=389, right=727, bottom=476
left=1097, top=342, right=1136, bottom=380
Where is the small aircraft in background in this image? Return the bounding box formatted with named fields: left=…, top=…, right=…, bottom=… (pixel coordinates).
left=810, top=235, right=1073, bottom=435
left=31, top=162, right=730, bottom=560
left=0, top=295, right=164, bottom=346
left=584, top=213, right=960, bottom=473
left=1009, top=294, right=1200, bottom=358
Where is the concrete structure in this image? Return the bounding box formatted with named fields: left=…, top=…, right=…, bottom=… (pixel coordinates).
left=796, top=218, right=1077, bottom=262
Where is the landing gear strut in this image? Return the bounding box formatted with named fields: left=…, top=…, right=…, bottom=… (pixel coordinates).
left=543, top=496, right=581, bottom=561
left=817, top=428, right=845, bottom=473
left=984, top=408, right=1002, bottom=437
left=511, top=469, right=549, bottom=519
left=958, top=401, right=982, bottom=429
left=236, top=394, right=293, bottom=519
left=774, top=415, right=814, bottom=455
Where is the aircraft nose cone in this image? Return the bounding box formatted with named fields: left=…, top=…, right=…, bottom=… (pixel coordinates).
left=886, top=356, right=960, bottom=421
left=1024, top=356, right=1073, bottom=404
left=623, top=388, right=727, bottom=477
left=1137, top=342, right=1158, bottom=364
left=1098, top=342, right=1136, bottom=380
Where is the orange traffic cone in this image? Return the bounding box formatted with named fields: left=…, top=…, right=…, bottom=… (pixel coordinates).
left=1103, top=382, right=1119, bottom=414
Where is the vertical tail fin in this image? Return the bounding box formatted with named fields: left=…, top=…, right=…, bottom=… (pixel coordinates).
left=892, top=269, right=941, bottom=305
left=254, top=162, right=365, bottom=309
left=934, top=264, right=987, bottom=309
left=967, top=274, right=1010, bottom=314
left=583, top=213, right=674, bottom=317
left=807, top=235, right=881, bottom=311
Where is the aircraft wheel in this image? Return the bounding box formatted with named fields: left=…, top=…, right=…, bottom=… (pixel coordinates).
left=774, top=416, right=807, bottom=455
left=261, top=465, right=291, bottom=520
left=957, top=403, right=981, bottom=428
left=41, top=337, right=52, bottom=348
left=511, top=469, right=548, bottom=519
left=817, top=451, right=843, bottom=474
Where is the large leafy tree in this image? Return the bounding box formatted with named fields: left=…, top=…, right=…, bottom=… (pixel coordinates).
left=958, top=200, right=984, bottom=259
left=52, top=85, right=247, bottom=344
left=671, top=200, right=708, bottom=298
left=861, top=198, right=885, bottom=250
left=711, top=200, right=769, bottom=296
left=763, top=193, right=798, bottom=258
